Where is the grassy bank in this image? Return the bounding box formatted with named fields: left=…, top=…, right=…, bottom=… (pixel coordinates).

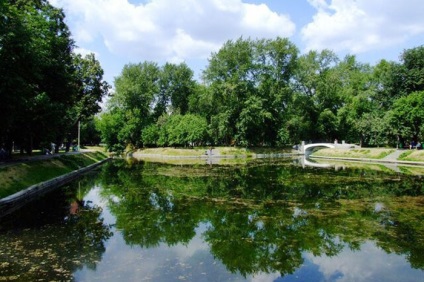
left=310, top=148, right=395, bottom=159
left=132, top=146, right=292, bottom=158
left=398, top=150, right=424, bottom=161
left=0, top=152, right=108, bottom=199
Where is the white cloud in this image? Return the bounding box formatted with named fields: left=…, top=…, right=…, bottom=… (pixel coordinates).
left=74, top=47, right=99, bottom=58
left=302, top=0, right=424, bottom=54
left=306, top=241, right=422, bottom=282
left=52, top=0, right=295, bottom=63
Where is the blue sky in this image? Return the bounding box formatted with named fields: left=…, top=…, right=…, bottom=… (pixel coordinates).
left=50, top=0, right=424, bottom=85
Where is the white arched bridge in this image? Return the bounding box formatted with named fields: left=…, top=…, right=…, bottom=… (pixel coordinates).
left=297, top=141, right=359, bottom=155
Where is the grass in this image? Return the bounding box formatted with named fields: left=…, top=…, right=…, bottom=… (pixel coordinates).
left=218, top=147, right=253, bottom=157
left=134, top=146, right=424, bottom=164
left=311, top=148, right=395, bottom=159
left=82, top=145, right=108, bottom=152
left=398, top=150, right=424, bottom=161
left=399, top=165, right=424, bottom=175
left=132, top=146, right=292, bottom=158
left=311, top=159, right=395, bottom=172
left=0, top=152, right=108, bottom=199
left=133, top=147, right=206, bottom=157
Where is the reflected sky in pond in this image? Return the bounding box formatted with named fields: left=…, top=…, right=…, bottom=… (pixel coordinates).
left=1, top=158, right=423, bottom=281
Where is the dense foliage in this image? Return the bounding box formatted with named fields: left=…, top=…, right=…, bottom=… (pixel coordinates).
left=0, top=0, right=109, bottom=156
left=98, top=37, right=424, bottom=151
left=2, top=0, right=423, bottom=153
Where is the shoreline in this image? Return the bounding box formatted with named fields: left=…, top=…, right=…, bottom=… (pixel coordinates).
left=0, top=158, right=110, bottom=218
left=130, top=147, right=424, bottom=167
left=309, top=155, right=424, bottom=167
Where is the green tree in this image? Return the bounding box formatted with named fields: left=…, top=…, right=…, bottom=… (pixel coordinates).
left=0, top=0, right=75, bottom=154
left=72, top=53, right=110, bottom=122
left=159, top=114, right=208, bottom=147
left=158, top=63, right=197, bottom=116
left=317, top=109, right=338, bottom=141
left=335, top=56, right=379, bottom=145
left=96, top=109, right=126, bottom=152
left=0, top=1, right=31, bottom=153
left=182, top=114, right=208, bottom=146
left=291, top=50, right=341, bottom=141
left=372, top=59, right=404, bottom=110
left=389, top=91, right=424, bottom=142
left=255, top=37, right=298, bottom=145
left=400, top=46, right=424, bottom=94
left=109, top=62, right=160, bottom=148
left=203, top=37, right=298, bottom=146
left=80, top=117, right=102, bottom=146
left=0, top=1, right=107, bottom=155
left=58, top=53, right=109, bottom=152
left=203, top=37, right=257, bottom=145
left=142, top=124, right=159, bottom=147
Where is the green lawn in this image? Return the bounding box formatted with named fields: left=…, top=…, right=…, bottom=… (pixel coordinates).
left=133, top=146, right=291, bottom=157
left=311, top=148, right=395, bottom=159
left=0, top=152, right=108, bottom=199
left=398, top=150, right=424, bottom=161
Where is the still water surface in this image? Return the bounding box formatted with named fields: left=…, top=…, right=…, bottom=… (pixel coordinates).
left=0, top=158, right=423, bottom=281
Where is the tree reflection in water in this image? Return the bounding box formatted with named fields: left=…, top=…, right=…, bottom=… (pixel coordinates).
left=0, top=159, right=422, bottom=280
left=98, top=159, right=424, bottom=277
left=0, top=173, right=113, bottom=281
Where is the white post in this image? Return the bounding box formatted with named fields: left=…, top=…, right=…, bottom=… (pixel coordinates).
left=78, top=120, right=80, bottom=151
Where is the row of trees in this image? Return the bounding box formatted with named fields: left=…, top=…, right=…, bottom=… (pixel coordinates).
left=0, top=0, right=109, bottom=156
left=98, top=37, right=424, bottom=151
left=3, top=0, right=421, bottom=153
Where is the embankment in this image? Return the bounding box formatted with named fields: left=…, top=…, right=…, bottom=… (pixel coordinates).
left=0, top=152, right=109, bottom=217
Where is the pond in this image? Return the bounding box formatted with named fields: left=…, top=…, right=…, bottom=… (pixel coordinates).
left=0, top=157, right=423, bottom=281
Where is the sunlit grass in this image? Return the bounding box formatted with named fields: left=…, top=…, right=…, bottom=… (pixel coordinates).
left=0, top=152, right=108, bottom=198
left=399, top=166, right=424, bottom=175
left=399, top=150, right=424, bottom=161
left=82, top=145, right=107, bottom=152
left=311, top=148, right=395, bottom=159
left=133, top=146, right=292, bottom=158
left=134, top=147, right=206, bottom=156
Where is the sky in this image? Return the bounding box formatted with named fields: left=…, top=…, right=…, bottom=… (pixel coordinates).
left=49, top=0, right=424, bottom=85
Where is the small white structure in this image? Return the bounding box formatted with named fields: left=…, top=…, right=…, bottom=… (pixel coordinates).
left=299, top=141, right=358, bottom=154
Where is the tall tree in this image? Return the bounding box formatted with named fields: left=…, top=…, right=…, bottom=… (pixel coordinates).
left=372, top=59, right=404, bottom=110
left=389, top=91, right=424, bottom=142
left=400, top=46, right=424, bottom=94
left=72, top=53, right=110, bottom=122
left=0, top=0, right=75, bottom=154
left=203, top=37, right=298, bottom=146
left=158, top=63, right=196, bottom=116
left=0, top=1, right=33, bottom=153
left=106, top=62, right=160, bottom=148
left=291, top=50, right=340, bottom=141
left=335, top=56, right=378, bottom=145
left=256, top=37, right=298, bottom=145
left=61, top=53, right=110, bottom=151
left=203, top=37, right=257, bottom=145
left=1, top=1, right=109, bottom=155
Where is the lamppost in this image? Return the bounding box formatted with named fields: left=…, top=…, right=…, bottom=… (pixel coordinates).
left=78, top=120, right=80, bottom=151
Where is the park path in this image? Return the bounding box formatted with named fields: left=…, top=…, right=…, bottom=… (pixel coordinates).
left=382, top=149, right=405, bottom=161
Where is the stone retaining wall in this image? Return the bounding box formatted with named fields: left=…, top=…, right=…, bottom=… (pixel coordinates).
left=0, top=158, right=110, bottom=218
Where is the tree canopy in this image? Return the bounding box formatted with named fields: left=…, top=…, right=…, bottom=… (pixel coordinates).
left=1, top=0, right=422, bottom=152
left=0, top=0, right=109, bottom=155
left=98, top=37, right=424, bottom=151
